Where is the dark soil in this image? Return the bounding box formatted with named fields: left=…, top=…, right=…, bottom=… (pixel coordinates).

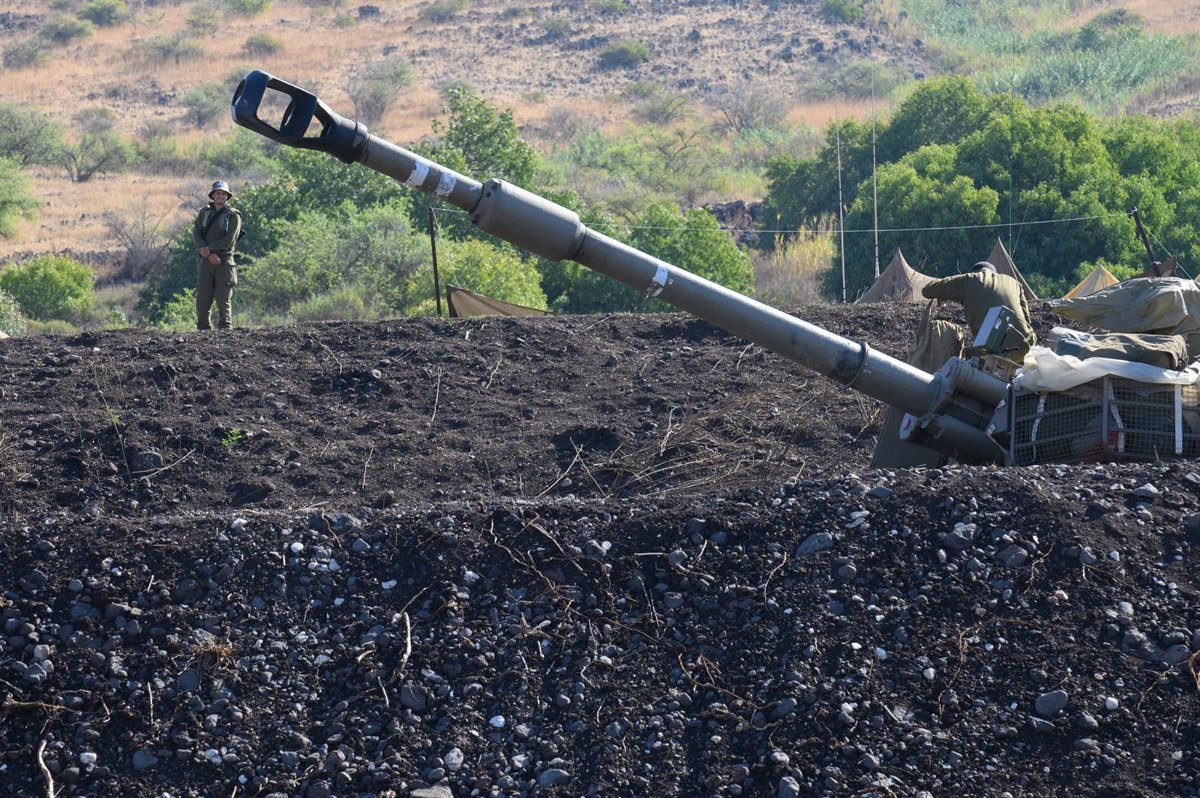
left=1, top=303, right=1198, bottom=798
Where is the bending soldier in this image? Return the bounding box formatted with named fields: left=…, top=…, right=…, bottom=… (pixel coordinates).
left=922, top=261, right=1036, bottom=362
left=193, top=180, right=242, bottom=330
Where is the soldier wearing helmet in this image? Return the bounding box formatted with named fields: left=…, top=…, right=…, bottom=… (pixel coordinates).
left=192, top=180, right=242, bottom=330
left=922, top=261, right=1036, bottom=362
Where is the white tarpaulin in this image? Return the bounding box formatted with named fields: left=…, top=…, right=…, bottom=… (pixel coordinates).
left=1012, top=345, right=1200, bottom=393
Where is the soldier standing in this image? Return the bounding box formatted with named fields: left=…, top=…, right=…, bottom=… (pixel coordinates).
left=193, top=180, right=242, bottom=330
left=922, top=261, right=1036, bottom=362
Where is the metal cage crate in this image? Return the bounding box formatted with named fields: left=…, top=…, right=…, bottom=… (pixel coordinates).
left=1009, top=377, right=1200, bottom=465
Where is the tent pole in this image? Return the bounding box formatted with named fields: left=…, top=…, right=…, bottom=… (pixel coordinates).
left=427, top=206, right=443, bottom=318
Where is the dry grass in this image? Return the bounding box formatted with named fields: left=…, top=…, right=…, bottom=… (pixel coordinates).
left=752, top=220, right=837, bottom=306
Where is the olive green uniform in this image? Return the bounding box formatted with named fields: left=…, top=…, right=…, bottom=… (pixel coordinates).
left=922, top=270, right=1036, bottom=361
left=192, top=203, right=242, bottom=329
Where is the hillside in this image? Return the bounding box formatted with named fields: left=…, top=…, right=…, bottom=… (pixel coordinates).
left=1, top=302, right=1199, bottom=796
left=4, top=0, right=1200, bottom=266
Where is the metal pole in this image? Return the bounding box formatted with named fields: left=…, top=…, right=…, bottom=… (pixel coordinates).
left=427, top=206, right=443, bottom=317
left=1130, top=208, right=1158, bottom=274
left=871, top=76, right=879, bottom=280
left=835, top=89, right=847, bottom=303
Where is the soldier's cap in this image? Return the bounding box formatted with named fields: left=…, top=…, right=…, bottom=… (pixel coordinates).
left=208, top=180, right=234, bottom=200
left=972, top=261, right=997, bottom=273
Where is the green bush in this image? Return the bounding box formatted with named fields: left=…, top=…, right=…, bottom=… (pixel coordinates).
left=289, top=284, right=386, bottom=322
left=347, top=58, right=415, bottom=126
left=3, top=39, right=51, bottom=69
left=0, top=158, right=40, bottom=237
left=25, top=318, right=80, bottom=336
left=418, top=0, right=468, bottom=22
left=0, top=255, right=95, bottom=321
left=243, top=33, right=283, bottom=56
left=819, top=0, right=864, bottom=23
left=77, top=0, right=127, bottom=26
left=0, top=289, right=27, bottom=336
left=132, top=33, right=205, bottom=63
left=41, top=16, right=95, bottom=43
left=405, top=238, right=546, bottom=316
left=543, top=17, right=571, bottom=37
left=0, top=105, right=64, bottom=167
left=153, top=288, right=197, bottom=331
left=224, top=0, right=271, bottom=15
left=595, top=0, right=628, bottom=14
left=179, top=83, right=228, bottom=127
left=598, top=39, right=648, bottom=69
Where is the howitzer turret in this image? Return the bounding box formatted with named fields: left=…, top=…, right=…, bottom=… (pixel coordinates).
left=232, top=70, right=1200, bottom=467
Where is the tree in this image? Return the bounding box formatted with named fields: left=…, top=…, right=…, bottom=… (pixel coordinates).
left=0, top=254, right=94, bottom=321
left=0, top=288, right=27, bottom=337
left=0, top=104, right=64, bottom=167
left=179, top=83, right=228, bottom=128
left=0, top=158, right=40, bottom=238
left=556, top=203, right=752, bottom=313
left=404, top=238, right=546, bottom=316
left=347, top=58, right=414, bottom=127
left=875, top=77, right=989, bottom=164
left=63, top=110, right=133, bottom=182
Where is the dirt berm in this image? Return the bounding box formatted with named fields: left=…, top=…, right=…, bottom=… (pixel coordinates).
left=1, top=302, right=1197, bottom=797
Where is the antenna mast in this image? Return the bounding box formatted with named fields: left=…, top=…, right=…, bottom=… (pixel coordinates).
left=871, top=74, right=880, bottom=280
left=835, top=88, right=847, bottom=303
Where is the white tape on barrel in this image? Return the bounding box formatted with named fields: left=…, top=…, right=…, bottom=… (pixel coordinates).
left=405, top=159, right=429, bottom=188
left=436, top=172, right=456, bottom=198
left=647, top=265, right=669, bottom=297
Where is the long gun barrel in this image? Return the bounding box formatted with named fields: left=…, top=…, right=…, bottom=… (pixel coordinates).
left=232, top=70, right=1009, bottom=464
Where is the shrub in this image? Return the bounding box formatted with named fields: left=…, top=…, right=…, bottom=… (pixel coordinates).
left=0, top=254, right=94, bottom=321
left=132, top=33, right=205, bottom=63
left=0, top=289, right=27, bottom=337
left=347, top=58, right=415, bottom=126
left=180, top=83, right=228, bottom=127
left=595, top=0, right=628, bottom=14
left=0, top=105, right=64, bottom=167
left=41, top=16, right=95, bottom=44
left=243, top=33, right=283, bottom=56
left=404, top=238, right=546, bottom=316
left=819, top=0, right=863, bottom=23
left=543, top=17, right=571, bottom=37
left=289, top=284, right=385, bottom=322
left=3, top=39, right=51, bottom=69
left=0, top=158, right=40, bottom=237
left=598, top=39, right=648, bottom=69
left=418, top=0, right=468, bottom=22
left=153, top=288, right=197, bottom=331
left=224, top=0, right=271, bottom=15
left=77, top=0, right=127, bottom=26
left=25, top=318, right=80, bottom=337
left=64, top=110, right=134, bottom=182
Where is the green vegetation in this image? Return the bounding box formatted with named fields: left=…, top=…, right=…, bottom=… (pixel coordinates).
left=0, top=105, right=64, bottom=167
left=0, top=289, right=28, bottom=337
left=598, top=40, right=649, bottom=69
left=347, top=58, right=415, bottom=126
left=820, top=0, right=863, bottom=24
left=3, top=39, right=51, bottom=69
left=224, top=0, right=271, bottom=14
left=64, top=109, right=134, bottom=182
left=765, top=76, right=1200, bottom=298
left=41, top=16, right=95, bottom=44
left=179, top=83, right=228, bottom=128
left=243, top=33, right=283, bottom=56
left=0, top=254, right=94, bottom=321
left=77, top=0, right=127, bottom=26
left=221, top=427, right=246, bottom=451
left=0, top=159, right=40, bottom=238
left=898, top=1, right=1200, bottom=111
left=418, top=0, right=468, bottom=22
left=132, top=33, right=206, bottom=63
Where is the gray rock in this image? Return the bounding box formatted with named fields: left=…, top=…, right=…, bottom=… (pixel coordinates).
left=132, top=749, right=159, bottom=770
left=1076, top=712, right=1100, bottom=731
left=411, top=788, right=453, bottom=798
left=778, top=776, right=801, bottom=798
left=351, top=537, right=370, bottom=554
left=1155, top=644, right=1193, bottom=665
left=1035, top=689, right=1069, bottom=717
left=667, top=549, right=688, bottom=568
left=995, top=544, right=1029, bottom=567
left=537, top=768, right=571, bottom=787
left=399, top=684, right=428, bottom=712
left=867, top=486, right=893, bottom=499
left=177, top=669, right=201, bottom=693
left=796, top=532, right=834, bottom=557
left=1027, top=716, right=1055, bottom=732
left=444, top=747, right=463, bottom=772
left=1079, top=547, right=1099, bottom=565
left=1132, top=483, right=1159, bottom=500
left=944, top=523, right=977, bottom=552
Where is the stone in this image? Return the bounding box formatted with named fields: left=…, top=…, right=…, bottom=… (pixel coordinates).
left=778, top=776, right=801, bottom=798
left=796, top=532, right=834, bottom=557
left=178, top=669, right=201, bottom=693
left=1035, top=689, right=1069, bottom=718
left=537, top=768, right=571, bottom=787
left=132, top=749, right=159, bottom=770
left=994, top=545, right=1029, bottom=567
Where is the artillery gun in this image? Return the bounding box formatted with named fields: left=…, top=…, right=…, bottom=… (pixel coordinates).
left=231, top=70, right=1200, bottom=467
